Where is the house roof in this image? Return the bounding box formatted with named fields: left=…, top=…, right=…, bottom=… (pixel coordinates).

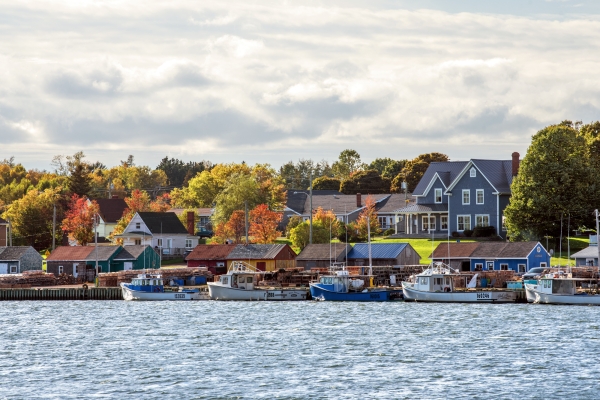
left=185, top=244, right=237, bottom=261
left=394, top=203, right=448, bottom=213
left=168, top=208, right=213, bottom=217
left=471, top=159, right=514, bottom=194
left=47, top=246, right=94, bottom=261
left=227, top=244, right=296, bottom=260
left=376, top=193, right=415, bottom=213
left=347, top=243, right=409, bottom=260
left=296, top=244, right=352, bottom=260
left=413, top=162, right=468, bottom=196
left=289, top=192, right=393, bottom=216
left=137, top=212, right=189, bottom=234
left=430, top=242, right=479, bottom=259
left=113, top=245, right=151, bottom=261
left=286, top=190, right=342, bottom=214
left=571, top=246, right=600, bottom=259
left=0, top=246, right=34, bottom=260
left=84, top=246, right=121, bottom=261
left=497, top=241, right=543, bottom=258
left=95, top=198, right=128, bottom=223
left=0, top=217, right=7, bottom=224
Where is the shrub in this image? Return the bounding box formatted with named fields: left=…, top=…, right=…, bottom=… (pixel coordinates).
left=473, top=225, right=496, bottom=238
left=463, top=229, right=473, bottom=237
left=383, top=228, right=395, bottom=236
left=451, top=231, right=460, bottom=238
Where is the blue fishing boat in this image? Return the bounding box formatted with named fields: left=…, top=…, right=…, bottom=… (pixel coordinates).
left=309, top=269, right=402, bottom=302
left=121, top=273, right=207, bottom=301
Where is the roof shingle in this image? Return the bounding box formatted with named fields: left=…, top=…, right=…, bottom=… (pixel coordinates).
left=185, top=244, right=237, bottom=261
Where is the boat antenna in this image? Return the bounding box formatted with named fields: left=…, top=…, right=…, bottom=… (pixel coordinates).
left=567, top=212, right=571, bottom=272
left=367, top=215, right=372, bottom=276
left=595, top=209, right=600, bottom=279
left=559, top=213, right=563, bottom=268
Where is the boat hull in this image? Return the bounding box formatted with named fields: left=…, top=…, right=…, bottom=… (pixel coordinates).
left=402, top=283, right=516, bottom=303
left=207, top=283, right=308, bottom=301
left=121, top=284, right=204, bottom=301
left=525, top=284, right=600, bottom=305
left=309, top=284, right=402, bottom=302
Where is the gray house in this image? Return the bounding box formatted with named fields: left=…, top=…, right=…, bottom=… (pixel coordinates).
left=0, top=246, right=43, bottom=274
left=394, top=153, right=520, bottom=239
left=296, top=244, right=353, bottom=269
left=347, top=243, right=421, bottom=266
left=571, top=246, right=600, bottom=267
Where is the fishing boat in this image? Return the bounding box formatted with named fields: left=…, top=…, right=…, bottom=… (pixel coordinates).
left=207, top=261, right=308, bottom=301
left=401, top=262, right=516, bottom=303
left=309, top=267, right=402, bottom=301
left=121, top=273, right=206, bottom=301
left=525, top=274, right=600, bottom=305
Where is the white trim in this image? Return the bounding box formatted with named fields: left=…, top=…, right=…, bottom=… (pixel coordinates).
left=440, top=215, right=448, bottom=230
left=486, top=261, right=494, bottom=270
left=499, top=263, right=509, bottom=271
left=420, top=173, right=448, bottom=197
left=474, top=263, right=483, bottom=270
left=457, top=215, right=471, bottom=231
left=470, top=167, right=476, bottom=177
left=518, top=264, right=526, bottom=273
left=434, top=188, right=442, bottom=204
left=422, top=215, right=436, bottom=231
left=445, top=160, right=500, bottom=194
left=475, top=214, right=490, bottom=227
left=476, top=189, right=484, bottom=205
left=462, top=190, right=470, bottom=205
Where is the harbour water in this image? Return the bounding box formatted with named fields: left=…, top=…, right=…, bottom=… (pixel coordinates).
left=2, top=301, right=600, bottom=399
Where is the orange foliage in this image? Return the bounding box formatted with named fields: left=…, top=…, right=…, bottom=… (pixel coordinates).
left=249, top=204, right=281, bottom=244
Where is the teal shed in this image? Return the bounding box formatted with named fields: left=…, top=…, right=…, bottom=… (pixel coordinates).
left=113, top=245, right=160, bottom=271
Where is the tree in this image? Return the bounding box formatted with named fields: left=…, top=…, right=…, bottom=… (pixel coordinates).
left=312, top=176, right=341, bottom=191
left=331, top=149, right=365, bottom=180
left=61, top=195, right=100, bottom=245
left=340, top=170, right=391, bottom=194
left=289, top=221, right=331, bottom=250
left=248, top=204, right=281, bottom=244
left=279, top=159, right=334, bottom=189
left=355, top=195, right=380, bottom=240
left=2, top=187, right=65, bottom=250
left=368, top=158, right=407, bottom=179
left=285, top=215, right=303, bottom=238
left=68, top=162, right=92, bottom=197
left=392, top=152, right=449, bottom=192
left=225, top=210, right=247, bottom=243
left=110, top=189, right=172, bottom=240
left=212, top=173, right=260, bottom=225
left=505, top=122, right=595, bottom=240
left=156, top=157, right=211, bottom=187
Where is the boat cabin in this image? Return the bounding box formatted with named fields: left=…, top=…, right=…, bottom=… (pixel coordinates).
left=413, top=274, right=454, bottom=293
left=218, top=273, right=256, bottom=290
left=128, top=275, right=164, bottom=292
left=538, top=278, right=576, bottom=296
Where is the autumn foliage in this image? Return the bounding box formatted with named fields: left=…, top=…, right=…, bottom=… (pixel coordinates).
left=61, top=194, right=100, bottom=245
left=355, top=195, right=380, bottom=240
left=249, top=204, right=281, bottom=244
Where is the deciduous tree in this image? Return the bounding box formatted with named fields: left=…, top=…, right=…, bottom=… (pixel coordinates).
left=331, top=149, right=365, bottom=180
left=311, top=176, right=341, bottom=191
left=248, top=204, right=281, bottom=244
left=355, top=195, right=380, bottom=240
left=340, top=170, right=391, bottom=194
left=61, top=195, right=100, bottom=245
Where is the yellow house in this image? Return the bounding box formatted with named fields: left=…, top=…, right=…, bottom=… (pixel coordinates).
left=226, top=244, right=297, bottom=272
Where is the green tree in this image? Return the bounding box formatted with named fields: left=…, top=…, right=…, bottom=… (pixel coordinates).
left=392, top=152, right=449, bottom=192
left=505, top=122, right=594, bottom=240
left=312, top=176, right=341, bottom=191
left=340, top=170, right=391, bottom=194
left=68, top=162, right=92, bottom=197
left=331, top=149, right=365, bottom=180
left=279, top=159, right=333, bottom=189
left=289, top=221, right=331, bottom=250
left=156, top=157, right=211, bottom=187
left=368, top=158, right=407, bottom=179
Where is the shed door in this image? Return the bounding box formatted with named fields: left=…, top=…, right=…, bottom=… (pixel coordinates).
left=124, top=262, right=133, bottom=271
left=0, top=263, right=7, bottom=274
left=256, top=262, right=266, bottom=271
left=73, top=263, right=78, bottom=277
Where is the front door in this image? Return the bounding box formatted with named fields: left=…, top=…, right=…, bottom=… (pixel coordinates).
left=0, top=263, right=7, bottom=274
left=256, top=262, right=266, bottom=271
left=486, top=261, right=494, bottom=271
left=124, top=262, right=133, bottom=271
left=73, top=263, right=78, bottom=278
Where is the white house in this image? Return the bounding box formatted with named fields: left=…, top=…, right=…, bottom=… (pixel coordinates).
left=115, top=212, right=197, bottom=257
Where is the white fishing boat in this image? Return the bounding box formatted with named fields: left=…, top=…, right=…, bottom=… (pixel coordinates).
left=525, top=274, right=600, bottom=305
left=207, top=261, right=308, bottom=301
left=121, top=273, right=206, bottom=301
left=401, top=262, right=517, bottom=303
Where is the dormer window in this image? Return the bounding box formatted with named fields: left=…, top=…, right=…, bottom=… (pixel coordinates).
left=135, top=222, right=141, bottom=230
left=434, top=188, right=442, bottom=203
left=470, top=167, right=476, bottom=177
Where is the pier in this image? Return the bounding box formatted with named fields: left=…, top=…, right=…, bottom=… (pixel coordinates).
left=0, top=287, right=123, bottom=300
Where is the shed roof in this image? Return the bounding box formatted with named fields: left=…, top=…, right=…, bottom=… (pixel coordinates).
left=571, top=246, right=600, bottom=259
left=430, top=242, right=479, bottom=259
left=296, top=244, right=352, bottom=260
left=185, top=244, right=237, bottom=261
left=497, top=241, right=543, bottom=258
left=347, top=243, right=409, bottom=260
left=227, top=244, right=296, bottom=260
left=114, top=245, right=151, bottom=261
left=47, top=246, right=94, bottom=261
left=137, top=212, right=188, bottom=234
left=84, top=246, right=121, bottom=261
left=0, top=246, right=34, bottom=260
left=95, top=198, right=127, bottom=223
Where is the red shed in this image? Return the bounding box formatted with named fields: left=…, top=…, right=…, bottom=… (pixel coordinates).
left=185, top=244, right=237, bottom=274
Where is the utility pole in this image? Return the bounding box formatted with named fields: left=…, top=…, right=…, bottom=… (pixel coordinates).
left=52, top=204, right=56, bottom=250
left=596, top=210, right=600, bottom=271
left=8, top=217, right=12, bottom=247
left=244, top=201, right=249, bottom=245
left=309, top=169, right=313, bottom=245
left=94, top=214, right=99, bottom=275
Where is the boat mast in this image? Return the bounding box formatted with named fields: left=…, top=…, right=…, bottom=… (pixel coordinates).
left=367, top=215, right=372, bottom=276
left=596, top=209, right=600, bottom=278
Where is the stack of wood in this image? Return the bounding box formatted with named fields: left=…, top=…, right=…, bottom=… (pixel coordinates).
left=97, top=267, right=213, bottom=287
left=0, top=271, right=57, bottom=288
left=55, top=273, right=77, bottom=285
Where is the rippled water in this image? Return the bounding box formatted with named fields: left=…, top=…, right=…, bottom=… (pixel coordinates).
left=1, top=301, right=600, bottom=399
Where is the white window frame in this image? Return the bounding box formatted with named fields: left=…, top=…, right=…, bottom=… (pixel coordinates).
left=475, top=214, right=490, bottom=227
left=378, top=216, right=388, bottom=229
left=422, top=216, right=436, bottom=231
left=9, top=265, right=17, bottom=273
left=58, top=265, right=64, bottom=274
left=457, top=215, right=471, bottom=231
left=540, top=262, right=547, bottom=268
left=518, top=264, right=526, bottom=273
left=185, top=239, right=193, bottom=249
left=134, top=239, right=141, bottom=245
left=135, top=222, right=141, bottom=229
left=434, top=188, right=442, bottom=204
left=500, top=263, right=509, bottom=271
left=157, top=238, right=163, bottom=247
left=440, top=216, right=448, bottom=230
left=476, top=189, right=484, bottom=205
left=486, top=261, right=494, bottom=271
left=462, top=190, right=470, bottom=205
left=470, top=167, right=476, bottom=177
left=474, top=263, right=483, bottom=271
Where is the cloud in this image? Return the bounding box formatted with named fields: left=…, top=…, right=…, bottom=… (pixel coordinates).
left=1, top=1, right=600, bottom=169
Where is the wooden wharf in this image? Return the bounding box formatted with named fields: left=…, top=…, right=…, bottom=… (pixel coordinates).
left=0, top=287, right=123, bottom=301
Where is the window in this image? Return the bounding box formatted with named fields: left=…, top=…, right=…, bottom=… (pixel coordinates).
left=167, top=238, right=173, bottom=249
left=58, top=265, right=64, bottom=274
left=470, top=167, right=476, bottom=177
left=134, top=239, right=141, bottom=245
left=476, top=189, right=484, bottom=204
left=135, top=222, right=141, bottom=229
left=462, top=190, right=470, bottom=205
left=434, top=188, right=442, bottom=203
left=422, top=216, right=436, bottom=231
left=9, top=265, right=17, bottom=273
left=500, top=264, right=508, bottom=271
left=199, top=216, right=210, bottom=227
left=185, top=239, right=193, bottom=249
left=518, top=264, right=526, bottom=273
left=457, top=215, right=471, bottom=231
left=378, top=216, right=388, bottom=229
left=441, top=216, right=448, bottom=230
left=502, top=215, right=507, bottom=231
left=474, top=263, right=483, bottom=271
left=540, top=262, right=547, bottom=268
left=475, top=215, right=489, bottom=227
left=486, top=261, right=494, bottom=271
left=157, top=239, right=163, bottom=247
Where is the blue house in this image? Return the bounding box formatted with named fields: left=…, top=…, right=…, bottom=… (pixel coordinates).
left=431, top=241, right=550, bottom=273
left=394, top=153, right=520, bottom=239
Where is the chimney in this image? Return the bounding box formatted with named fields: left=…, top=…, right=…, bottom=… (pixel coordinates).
left=512, top=152, right=520, bottom=177
left=187, top=211, right=195, bottom=235
left=356, top=193, right=362, bottom=207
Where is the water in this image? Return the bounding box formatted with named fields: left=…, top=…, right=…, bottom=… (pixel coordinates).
left=1, top=301, right=599, bottom=399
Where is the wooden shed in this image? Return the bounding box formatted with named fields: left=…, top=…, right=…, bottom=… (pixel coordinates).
left=226, top=244, right=297, bottom=272
left=296, top=244, right=352, bottom=270
left=347, top=243, right=421, bottom=266
left=185, top=244, right=237, bottom=274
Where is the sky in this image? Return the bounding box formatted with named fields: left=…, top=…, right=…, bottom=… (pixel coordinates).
left=1, top=0, right=600, bottom=171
